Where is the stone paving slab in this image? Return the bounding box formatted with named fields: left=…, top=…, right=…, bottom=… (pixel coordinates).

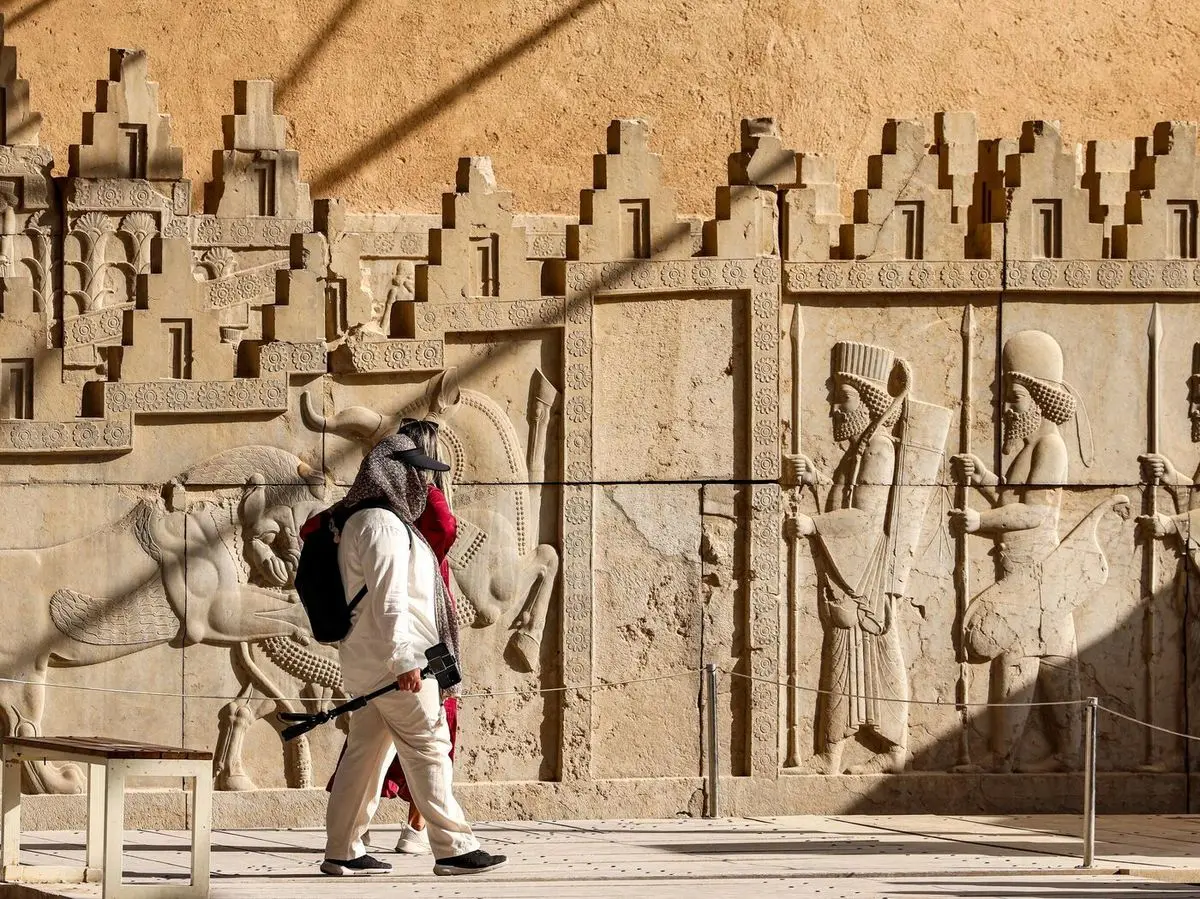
left=0, top=816, right=1197, bottom=898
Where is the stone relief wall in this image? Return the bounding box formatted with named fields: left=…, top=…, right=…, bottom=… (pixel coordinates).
left=1, top=21, right=1198, bottom=816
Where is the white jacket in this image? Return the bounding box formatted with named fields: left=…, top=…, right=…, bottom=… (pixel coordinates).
left=336, top=507, right=441, bottom=696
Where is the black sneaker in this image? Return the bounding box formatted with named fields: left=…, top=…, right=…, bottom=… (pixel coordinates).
left=433, top=848, right=508, bottom=876
left=320, top=854, right=393, bottom=876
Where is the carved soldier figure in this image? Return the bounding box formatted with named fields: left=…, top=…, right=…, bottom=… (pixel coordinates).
left=787, top=341, right=935, bottom=775
left=1139, top=343, right=1200, bottom=561
left=950, top=329, right=1096, bottom=773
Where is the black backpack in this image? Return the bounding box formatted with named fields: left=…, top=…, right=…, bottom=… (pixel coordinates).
left=295, top=500, right=396, bottom=644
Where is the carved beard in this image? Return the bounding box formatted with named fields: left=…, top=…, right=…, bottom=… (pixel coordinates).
left=1003, top=403, right=1043, bottom=454
left=832, top=403, right=872, bottom=443
left=1191, top=413, right=1200, bottom=444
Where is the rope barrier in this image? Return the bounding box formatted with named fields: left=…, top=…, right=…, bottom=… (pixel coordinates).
left=725, top=669, right=1089, bottom=709
left=1096, top=704, right=1200, bottom=744
left=0, top=670, right=702, bottom=705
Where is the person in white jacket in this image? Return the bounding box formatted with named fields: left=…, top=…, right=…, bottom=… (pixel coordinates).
left=322, top=433, right=507, bottom=877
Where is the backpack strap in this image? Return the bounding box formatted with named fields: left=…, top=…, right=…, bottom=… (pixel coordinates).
left=347, top=584, right=369, bottom=614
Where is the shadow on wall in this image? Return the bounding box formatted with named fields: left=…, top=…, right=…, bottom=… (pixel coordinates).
left=307, top=0, right=605, bottom=198
left=0, top=0, right=62, bottom=29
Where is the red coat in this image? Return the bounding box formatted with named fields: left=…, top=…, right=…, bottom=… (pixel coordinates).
left=416, top=485, right=457, bottom=601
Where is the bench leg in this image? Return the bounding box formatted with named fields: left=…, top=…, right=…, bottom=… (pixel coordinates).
left=1, top=749, right=21, bottom=876
left=86, top=763, right=105, bottom=878
left=102, top=761, right=125, bottom=898
left=188, top=765, right=211, bottom=897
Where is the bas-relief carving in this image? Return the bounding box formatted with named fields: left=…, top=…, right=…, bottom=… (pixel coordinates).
left=4, top=13, right=1200, bottom=812
left=0, top=446, right=314, bottom=793
left=785, top=341, right=951, bottom=775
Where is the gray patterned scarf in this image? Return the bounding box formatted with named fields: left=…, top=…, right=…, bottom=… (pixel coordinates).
left=344, top=434, right=461, bottom=693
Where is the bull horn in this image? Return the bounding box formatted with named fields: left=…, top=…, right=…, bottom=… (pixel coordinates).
left=426, top=367, right=461, bottom=422
left=299, top=391, right=327, bottom=432
left=301, top=391, right=384, bottom=441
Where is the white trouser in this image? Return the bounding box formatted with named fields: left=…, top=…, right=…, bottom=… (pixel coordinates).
left=325, top=678, right=479, bottom=861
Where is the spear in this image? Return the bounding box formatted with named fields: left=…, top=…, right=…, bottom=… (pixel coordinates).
left=952, top=304, right=976, bottom=771
left=1141, top=303, right=1163, bottom=770
left=785, top=303, right=803, bottom=768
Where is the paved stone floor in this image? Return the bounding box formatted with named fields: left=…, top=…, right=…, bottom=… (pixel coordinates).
left=3, top=815, right=1200, bottom=897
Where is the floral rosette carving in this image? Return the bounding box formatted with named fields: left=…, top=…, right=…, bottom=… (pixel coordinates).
left=1063, top=261, right=1092, bottom=288
left=417, top=342, right=442, bottom=368
left=722, top=261, right=746, bottom=286
left=878, top=264, right=902, bottom=289
left=1031, top=262, right=1057, bottom=289
left=1097, top=261, right=1124, bottom=289
left=661, top=261, right=687, bottom=289
left=567, top=430, right=592, bottom=455
left=1004, top=262, right=1027, bottom=288
left=599, top=262, right=624, bottom=290
left=816, top=264, right=842, bottom=289
left=197, top=383, right=225, bottom=410
left=538, top=299, right=562, bottom=324
left=97, top=183, right=122, bottom=206
left=384, top=343, right=413, bottom=369
left=229, top=220, right=253, bottom=244
left=196, top=218, right=222, bottom=244
left=748, top=446, right=777, bottom=477
left=753, top=357, right=778, bottom=383
left=354, top=346, right=381, bottom=371
left=630, top=264, right=656, bottom=289
left=969, top=263, right=996, bottom=289
left=105, top=385, right=132, bottom=413
left=753, top=420, right=779, bottom=445
left=165, top=383, right=191, bottom=409
left=566, top=265, right=591, bottom=293
left=566, top=333, right=591, bottom=358
left=262, top=381, right=287, bottom=407
left=567, top=299, right=591, bottom=325
left=753, top=258, right=778, bottom=285
left=1163, top=261, right=1187, bottom=288
left=264, top=221, right=286, bottom=246
left=564, top=497, right=590, bottom=526
left=508, top=304, right=535, bottom=327
left=448, top=306, right=473, bottom=330
left=694, top=260, right=717, bottom=287
left=908, top=263, right=932, bottom=288
left=564, top=395, right=590, bottom=423
left=940, top=264, right=965, bottom=289
left=103, top=419, right=131, bottom=447
left=477, top=304, right=501, bottom=329
left=566, top=364, right=590, bottom=391
left=787, top=265, right=814, bottom=291
left=230, top=382, right=255, bottom=408
left=848, top=264, right=871, bottom=289
left=753, top=387, right=776, bottom=416
left=1130, top=261, right=1155, bottom=289
left=753, top=324, right=776, bottom=351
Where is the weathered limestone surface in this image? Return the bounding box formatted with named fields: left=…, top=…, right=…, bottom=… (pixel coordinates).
left=1, top=23, right=1199, bottom=821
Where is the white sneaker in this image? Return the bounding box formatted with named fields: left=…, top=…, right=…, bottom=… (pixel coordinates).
left=395, top=824, right=431, bottom=855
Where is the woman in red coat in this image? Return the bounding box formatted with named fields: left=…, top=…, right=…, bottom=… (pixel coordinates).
left=390, top=418, right=460, bottom=854
left=324, top=419, right=461, bottom=856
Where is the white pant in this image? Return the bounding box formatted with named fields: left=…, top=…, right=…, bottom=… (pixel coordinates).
left=325, top=679, right=479, bottom=861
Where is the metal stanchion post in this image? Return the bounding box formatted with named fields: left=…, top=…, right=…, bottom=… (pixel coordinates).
left=705, top=663, right=719, bottom=819
left=1079, top=696, right=1099, bottom=869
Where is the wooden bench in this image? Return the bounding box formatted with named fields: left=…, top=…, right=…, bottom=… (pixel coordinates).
left=1, top=736, right=213, bottom=899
